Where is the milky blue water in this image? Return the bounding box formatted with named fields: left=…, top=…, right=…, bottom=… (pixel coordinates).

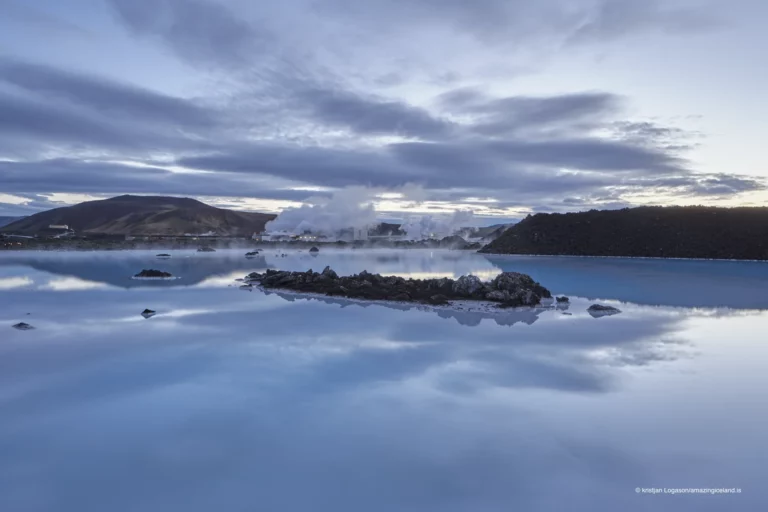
left=1, top=249, right=767, bottom=511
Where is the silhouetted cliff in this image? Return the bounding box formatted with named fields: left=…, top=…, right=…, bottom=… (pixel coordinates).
left=480, top=206, right=768, bottom=260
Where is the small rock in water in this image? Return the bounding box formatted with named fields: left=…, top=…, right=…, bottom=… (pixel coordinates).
left=556, top=296, right=570, bottom=303
left=156, top=253, right=171, bottom=259
left=12, top=322, right=34, bottom=330
left=133, top=269, right=173, bottom=279
left=141, top=309, right=156, bottom=319
left=309, top=246, right=320, bottom=253
left=197, top=247, right=216, bottom=252
left=588, top=304, right=622, bottom=318
left=245, top=251, right=259, bottom=258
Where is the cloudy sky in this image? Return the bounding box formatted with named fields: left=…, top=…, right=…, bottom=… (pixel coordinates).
left=1, top=0, right=766, bottom=222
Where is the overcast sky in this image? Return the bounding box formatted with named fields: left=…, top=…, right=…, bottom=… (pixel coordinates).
left=1, top=0, right=766, bottom=221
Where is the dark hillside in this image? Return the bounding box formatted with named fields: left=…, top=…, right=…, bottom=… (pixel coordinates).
left=1, top=195, right=275, bottom=236
left=481, top=206, right=768, bottom=260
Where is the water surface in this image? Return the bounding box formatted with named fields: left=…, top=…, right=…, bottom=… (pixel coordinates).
left=1, top=249, right=766, bottom=511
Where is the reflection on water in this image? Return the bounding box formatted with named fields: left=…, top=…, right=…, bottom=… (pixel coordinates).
left=0, top=276, right=33, bottom=290
left=265, top=288, right=550, bottom=327
left=486, top=254, right=768, bottom=309
left=0, top=249, right=767, bottom=511
left=2, top=248, right=768, bottom=308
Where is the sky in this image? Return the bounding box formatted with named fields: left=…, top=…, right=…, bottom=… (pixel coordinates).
left=0, top=0, right=766, bottom=223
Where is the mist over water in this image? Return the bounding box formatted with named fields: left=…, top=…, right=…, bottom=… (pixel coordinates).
left=1, top=249, right=767, bottom=511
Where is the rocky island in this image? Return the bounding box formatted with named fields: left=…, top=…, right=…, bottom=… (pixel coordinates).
left=245, top=267, right=551, bottom=308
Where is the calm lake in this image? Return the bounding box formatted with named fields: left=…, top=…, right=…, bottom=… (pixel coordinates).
left=1, top=249, right=767, bottom=511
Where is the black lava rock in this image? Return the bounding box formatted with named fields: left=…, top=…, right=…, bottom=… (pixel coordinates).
left=587, top=304, right=622, bottom=317
left=134, top=269, right=173, bottom=279
left=244, top=268, right=550, bottom=308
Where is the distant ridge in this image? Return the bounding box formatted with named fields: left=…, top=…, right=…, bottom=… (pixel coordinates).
left=0, top=216, right=24, bottom=228
left=480, top=206, right=768, bottom=261
left=1, top=195, right=276, bottom=236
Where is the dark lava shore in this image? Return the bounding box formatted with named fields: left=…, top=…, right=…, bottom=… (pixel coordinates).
left=244, top=267, right=552, bottom=308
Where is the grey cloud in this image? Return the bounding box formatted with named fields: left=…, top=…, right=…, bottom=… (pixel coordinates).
left=393, top=137, right=685, bottom=179
left=643, top=174, right=765, bottom=197
left=0, top=159, right=315, bottom=203
left=612, top=121, right=695, bottom=149
left=434, top=87, right=486, bottom=109
left=179, top=145, right=417, bottom=188
left=614, top=121, right=685, bottom=139
left=438, top=89, right=621, bottom=137
left=486, top=138, right=684, bottom=173
left=0, top=57, right=231, bottom=158
left=0, top=0, right=90, bottom=35
left=323, top=0, right=716, bottom=46
left=560, top=173, right=766, bottom=206
left=0, top=54, right=743, bottom=213
left=0, top=90, right=140, bottom=152
left=0, top=0, right=746, bottom=217
left=108, top=0, right=265, bottom=67
left=179, top=136, right=685, bottom=196
left=295, top=87, right=453, bottom=139
left=0, top=88, right=215, bottom=158
left=569, top=0, right=718, bottom=43
left=443, top=90, right=619, bottom=123
left=0, top=59, right=217, bottom=129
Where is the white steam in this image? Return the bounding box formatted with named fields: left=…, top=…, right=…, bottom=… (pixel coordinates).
left=265, top=186, right=476, bottom=240
left=400, top=210, right=475, bottom=240
left=265, top=186, right=378, bottom=236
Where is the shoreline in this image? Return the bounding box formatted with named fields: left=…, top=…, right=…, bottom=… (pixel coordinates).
left=483, top=253, right=768, bottom=264
left=5, top=245, right=768, bottom=264
left=0, top=238, right=481, bottom=252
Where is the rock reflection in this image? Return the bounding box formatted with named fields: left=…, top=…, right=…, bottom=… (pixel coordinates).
left=265, top=288, right=547, bottom=327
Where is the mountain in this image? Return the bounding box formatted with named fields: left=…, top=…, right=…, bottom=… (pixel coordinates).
left=1, top=195, right=276, bottom=236
left=480, top=206, right=768, bottom=261
left=0, top=216, right=24, bottom=228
